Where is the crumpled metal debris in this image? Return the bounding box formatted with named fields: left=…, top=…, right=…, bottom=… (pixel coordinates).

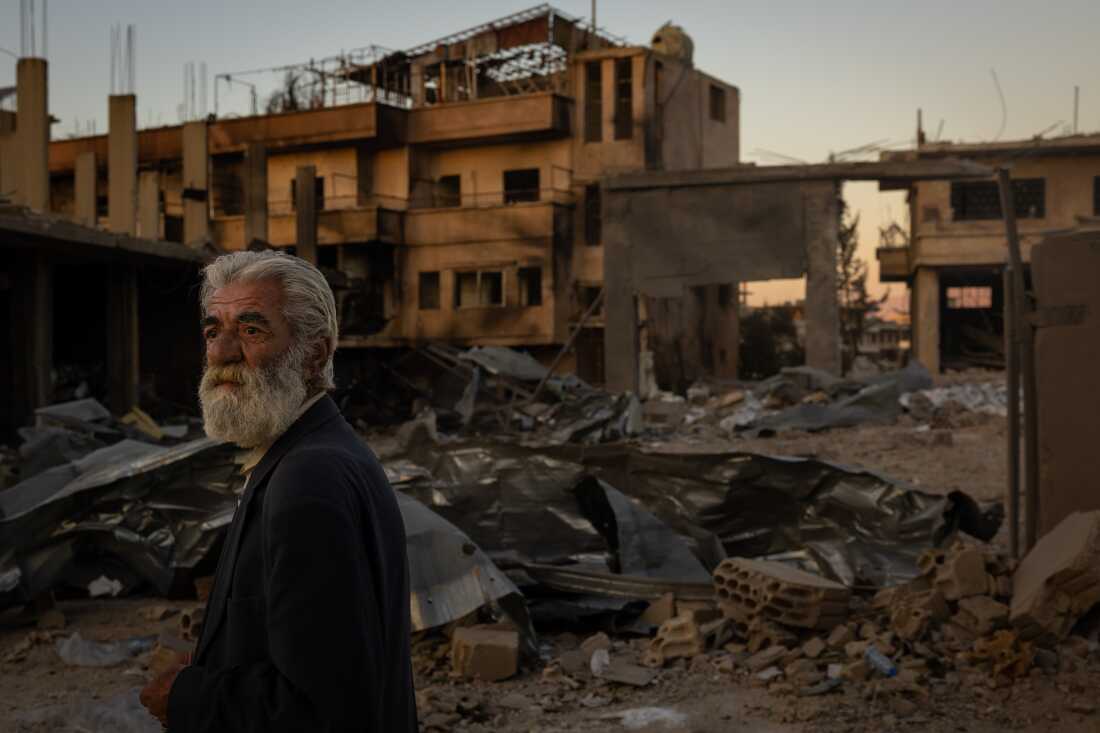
left=900, top=382, right=1008, bottom=418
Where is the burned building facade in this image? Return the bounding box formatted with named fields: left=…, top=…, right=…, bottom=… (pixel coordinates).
left=41, top=6, right=741, bottom=385
left=879, top=134, right=1100, bottom=373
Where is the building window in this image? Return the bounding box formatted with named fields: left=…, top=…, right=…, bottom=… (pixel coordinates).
left=709, top=84, right=726, bottom=123
left=950, top=179, right=1045, bottom=220
left=503, top=168, right=540, bottom=204
left=419, top=271, right=441, bottom=310
left=437, top=175, right=461, bottom=208
left=213, top=165, right=244, bottom=216
left=585, top=61, right=602, bottom=143
left=290, top=177, right=325, bottom=211
left=613, top=57, right=633, bottom=140
left=454, top=270, right=504, bottom=308
left=1094, top=176, right=1100, bottom=216
left=518, top=267, right=542, bottom=306
left=946, top=286, right=993, bottom=309
left=578, top=284, right=603, bottom=317
left=584, top=184, right=601, bottom=246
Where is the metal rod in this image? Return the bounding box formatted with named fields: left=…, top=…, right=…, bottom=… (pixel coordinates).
left=1074, top=86, right=1080, bottom=134
left=997, top=167, right=1039, bottom=550
left=526, top=288, right=604, bottom=405
left=1004, top=268, right=1020, bottom=559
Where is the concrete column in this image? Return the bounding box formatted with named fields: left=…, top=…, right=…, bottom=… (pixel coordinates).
left=138, top=170, right=161, bottom=239
left=244, top=142, right=268, bottom=246
left=804, top=181, right=842, bottom=375
left=182, top=121, right=209, bottom=247
left=410, top=63, right=425, bottom=106
left=106, top=263, right=140, bottom=413
left=16, top=58, right=49, bottom=211
left=914, top=267, right=941, bottom=374
left=603, top=220, right=638, bottom=393
left=108, top=95, right=138, bottom=234
left=355, top=144, right=374, bottom=207
left=74, top=152, right=98, bottom=226
left=295, top=165, right=318, bottom=264
left=10, top=255, right=53, bottom=424
left=1, top=111, right=19, bottom=201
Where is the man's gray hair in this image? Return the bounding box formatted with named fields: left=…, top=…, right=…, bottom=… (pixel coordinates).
left=200, top=250, right=339, bottom=390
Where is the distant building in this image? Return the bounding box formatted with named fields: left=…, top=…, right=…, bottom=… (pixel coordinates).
left=858, top=317, right=908, bottom=363
left=879, top=134, right=1100, bottom=372
left=39, top=6, right=741, bottom=385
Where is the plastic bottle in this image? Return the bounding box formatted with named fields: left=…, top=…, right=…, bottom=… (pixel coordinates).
left=863, top=644, right=897, bottom=678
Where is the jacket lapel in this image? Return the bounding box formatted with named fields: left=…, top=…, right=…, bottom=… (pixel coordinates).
left=194, top=395, right=342, bottom=661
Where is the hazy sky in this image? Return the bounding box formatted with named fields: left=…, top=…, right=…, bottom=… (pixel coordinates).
left=2, top=1, right=1097, bottom=308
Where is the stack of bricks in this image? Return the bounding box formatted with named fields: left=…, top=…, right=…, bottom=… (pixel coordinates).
left=713, top=558, right=850, bottom=631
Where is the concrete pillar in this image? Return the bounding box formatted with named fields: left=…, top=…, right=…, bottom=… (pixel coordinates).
left=10, top=255, right=53, bottom=424
left=804, top=181, right=842, bottom=375
left=603, top=221, right=638, bottom=393
left=182, top=121, right=209, bottom=247
left=410, top=63, right=425, bottom=107
left=138, top=170, right=161, bottom=239
left=914, top=267, right=941, bottom=374
left=74, top=152, right=98, bottom=226
left=108, top=95, right=138, bottom=235
left=16, top=58, right=49, bottom=211
left=106, top=263, right=140, bottom=413
left=355, top=144, right=374, bottom=207
left=244, top=142, right=268, bottom=246
left=295, top=165, right=318, bottom=264
left=0, top=111, right=18, bottom=201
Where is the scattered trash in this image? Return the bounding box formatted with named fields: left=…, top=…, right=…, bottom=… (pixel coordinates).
left=600, top=707, right=688, bottom=729
left=88, top=575, right=124, bottom=598
left=863, top=645, right=897, bottom=677
left=55, top=632, right=156, bottom=667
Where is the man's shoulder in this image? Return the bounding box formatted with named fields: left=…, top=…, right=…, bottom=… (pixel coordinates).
left=266, top=424, right=386, bottom=509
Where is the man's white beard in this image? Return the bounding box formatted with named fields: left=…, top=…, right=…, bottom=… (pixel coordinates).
left=199, top=344, right=309, bottom=448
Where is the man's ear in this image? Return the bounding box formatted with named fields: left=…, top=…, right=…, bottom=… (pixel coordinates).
left=307, top=339, right=329, bottom=383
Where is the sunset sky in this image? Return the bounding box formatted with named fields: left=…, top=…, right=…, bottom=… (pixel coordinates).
left=2, top=0, right=1096, bottom=312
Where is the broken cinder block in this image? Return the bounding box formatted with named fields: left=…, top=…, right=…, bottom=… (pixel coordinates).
left=1011, top=511, right=1100, bottom=641
left=450, top=625, right=519, bottom=682
left=642, top=613, right=705, bottom=668
left=714, top=557, right=850, bottom=631
left=934, top=547, right=991, bottom=601
left=955, top=596, right=1009, bottom=636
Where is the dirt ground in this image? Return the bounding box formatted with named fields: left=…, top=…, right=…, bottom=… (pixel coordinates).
left=4, top=373, right=1097, bottom=732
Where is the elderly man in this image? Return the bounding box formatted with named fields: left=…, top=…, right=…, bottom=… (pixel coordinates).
left=140, top=250, right=417, bottom=731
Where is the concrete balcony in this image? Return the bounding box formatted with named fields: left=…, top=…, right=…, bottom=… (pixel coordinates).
left=403, top=201, right=564, bottom=246
left=407, top=93, right=572, bottom=145
left=211, top=206, right=404, bottom=250
left=876, top=246, right=910, bottom=282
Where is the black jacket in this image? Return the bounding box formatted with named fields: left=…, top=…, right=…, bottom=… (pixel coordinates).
left=168, top=396, right=418, bottom=732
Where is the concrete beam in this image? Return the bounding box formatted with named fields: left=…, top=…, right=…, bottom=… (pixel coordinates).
left=913, top=267, right=940, bottom=374
left=106, top=263, right=140, bottom=413
left=108, top=95, right=138, bottom=235
left=295, top=165, right=318, bottom=264
left=138, top=170, right=161, bottom=239
left=16, top=58, right=49, bottom=211
left=244, top=142, right=268, bottom=246
left=804, top=181, right=841, bottom=375
left=74, top=152, right=97, bottom=226
left=182, top=121, right=209, bottom=247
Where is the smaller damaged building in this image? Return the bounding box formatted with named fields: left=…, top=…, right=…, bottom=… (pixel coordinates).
left=879, top=133, right=1100, bottom=373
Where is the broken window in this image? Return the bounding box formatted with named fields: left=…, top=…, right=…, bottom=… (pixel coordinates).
left=709, top=84, right=726, bottom=123
left=950, top=179, right=1045, bottom=220
left=164, top=215, right=183, bottom=243
left=437, top=175, right=461, bottom=207
left=946, top=286, right=993, bottom=309
left=290, top=177, right=325, bottom=211
left=518, top=267, right=542, bottom=306
left=503, top=168, right=539, bottom=204
left=454, top=270, right=504, bottom=308
left=613, top=57, right=633, bottom=140
left=212, top=162, right=245, bottom=216
left=578, top=285, right=603, bottom=315
left=584, top=61, right=602, bottom=143
left=584, top=184, right=601, bottom=246
left=419, top=271, right=441, bottom=310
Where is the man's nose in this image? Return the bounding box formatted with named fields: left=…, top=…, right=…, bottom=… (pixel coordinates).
left=206, top=329, right=244, bottom=366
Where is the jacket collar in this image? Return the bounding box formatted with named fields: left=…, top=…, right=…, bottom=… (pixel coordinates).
left=245, top=394, right=341, bottom=490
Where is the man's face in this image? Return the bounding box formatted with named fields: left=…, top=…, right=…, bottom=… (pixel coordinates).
left=199, top=279, right=310, bottom=448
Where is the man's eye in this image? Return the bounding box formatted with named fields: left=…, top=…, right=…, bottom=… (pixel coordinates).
left=204, top=329, right=217, bottom=340
left=244, top=327, right=260, bottom=336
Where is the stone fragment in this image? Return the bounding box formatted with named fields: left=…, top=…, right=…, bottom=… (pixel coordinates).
left=799, top=678, right=843, bottom=697
left=826, top=624, right=853, bottom=649
left=580, top=632, right=611, bottom=659
left=1011, top=511, right=1100, bottom=641
left=955, top=596, right=1009, bottom=635
left=753, top=666, right=783, bottom=686
left=639, top=593, right=676, bottom=628
left=700, top=617, right=739, bottom=650
left=451, top=626, right=519, bottom=682
left=934, top=548, right=992, bottom=601
left=139, top=605, right=177, bottom=623
left=497, top=693, right=532, bottom=710
left=746, top=645, right=788, bottom=672
left=643, top=613, right=704, bottom=668
left=845, top=641, right=870, bottom=660
left=843, top=660, right=870, bottom=682
left=891, top=590, right=949, bottom=642
left=597, top=658, right=657, bottom=687
left=802, top=637, right=827, bottom=659
left=745, top=619, right=797, bottom=654
left=713, top=557, right=850, bottom=630
left=784, top=658, right=821, bottom=685
left=193, top=576, right=215, bottom=602
left=557, top=649, right=589, bottom=676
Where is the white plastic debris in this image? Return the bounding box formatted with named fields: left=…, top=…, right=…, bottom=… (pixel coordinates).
left=600, top=707, right=689, bottom=729
left=56, top=632, right=156, bottom=667
left=590, top=648, right=611, bottom=677
left=88, top=575, right=124, bottom=598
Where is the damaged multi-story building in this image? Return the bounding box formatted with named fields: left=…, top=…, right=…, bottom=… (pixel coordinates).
left=879, top=133, right=1100, bottom=373
left=39, top=6, right=740, bottom=388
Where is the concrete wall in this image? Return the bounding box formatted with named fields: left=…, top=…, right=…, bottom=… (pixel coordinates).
left=657, top=61, right=740, bottom=171
left=572, top=49, right=649, bottom=180
left=417, top=139, right=572, bottom=208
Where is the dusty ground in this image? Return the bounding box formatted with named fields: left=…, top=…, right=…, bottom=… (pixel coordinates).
left=4, top=372, right=1094, bottom=732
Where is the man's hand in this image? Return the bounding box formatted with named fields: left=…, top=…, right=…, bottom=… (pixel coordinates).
left=140, top=652, right=190, bottom=727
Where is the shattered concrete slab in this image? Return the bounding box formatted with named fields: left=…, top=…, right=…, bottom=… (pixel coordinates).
left=1011, top=511, right=1100, bottom=641
left=713, top=558, right=850, bottom=630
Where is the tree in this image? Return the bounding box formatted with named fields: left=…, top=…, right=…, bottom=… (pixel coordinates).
left=836, top=201, right=887, bottom=373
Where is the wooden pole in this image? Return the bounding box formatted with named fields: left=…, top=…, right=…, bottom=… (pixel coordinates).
left=997, top=168, right=1039, bottom=550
